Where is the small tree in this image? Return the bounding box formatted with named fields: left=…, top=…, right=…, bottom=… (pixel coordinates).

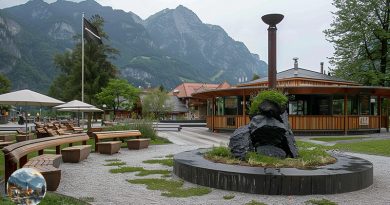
left=142, top=88, right=172, bottom=119
left=0, top=74, right=11, bottom=114
left=96, top=79, right=139, bottom=121
left=252, top=74, right=260, bottom=81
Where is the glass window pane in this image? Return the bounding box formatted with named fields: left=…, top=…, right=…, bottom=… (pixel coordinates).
left=359, top=95, right=370, bottom=115
left=216, top=97, right=224, bottom=116
left=224, top=97, right=238, bottom=115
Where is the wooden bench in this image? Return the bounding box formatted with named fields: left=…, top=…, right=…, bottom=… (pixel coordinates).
left=0, top=134, right=14, bottom=142
left=61, top=145, right=91, bottom=163
left=2, top=133, right=89, bottom=191
left=96, top=141, right=121, bottom=154
left=16, top=134, right=34, bottom=142
left=23, top=154, right=62, bottom=191
left=88, top=130, right=141, bottom=152
left=127, top=138, right=150, bottom=150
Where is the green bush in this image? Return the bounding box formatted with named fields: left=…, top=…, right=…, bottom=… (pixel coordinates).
left=249, top=90, right=288, bottom=115
left=105, top=119, right=158, bottom=140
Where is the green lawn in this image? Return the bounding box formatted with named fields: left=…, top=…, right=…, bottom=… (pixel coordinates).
left=299, top=139, right=390, bottom=156
left=310, top=136, right=369, bottom=142
left=1, top=192, right=90, bottom=205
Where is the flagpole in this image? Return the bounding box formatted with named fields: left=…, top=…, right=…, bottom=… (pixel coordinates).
left=81, top=12, right=85, bottom=129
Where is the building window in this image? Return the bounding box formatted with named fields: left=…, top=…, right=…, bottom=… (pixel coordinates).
left=347, top=96, right=358, bottom=115
left=359, top=95, right=370, bottom=115
left=289, top=100, right=306, bottom=115
left=332, top=96, right=344, bottom=115
left=216, top=97, right=224, bottom=116
left=224, top=96, right=238, bottom=115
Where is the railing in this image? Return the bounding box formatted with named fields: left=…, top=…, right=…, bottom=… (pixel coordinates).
left=206, top=115, right=382, bottom=131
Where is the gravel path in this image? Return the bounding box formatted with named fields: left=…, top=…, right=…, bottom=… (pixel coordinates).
left=55, top=128, right=390, bottom=205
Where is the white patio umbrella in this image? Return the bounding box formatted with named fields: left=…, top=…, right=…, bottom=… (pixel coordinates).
left=0, top=89, right=64, bottom=131
left=54, top=100, right=95, bottom=109
left=57, top=107, right=103, bottom=128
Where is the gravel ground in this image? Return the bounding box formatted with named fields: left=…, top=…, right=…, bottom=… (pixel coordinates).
left=54, top=128, right=390, bottom=205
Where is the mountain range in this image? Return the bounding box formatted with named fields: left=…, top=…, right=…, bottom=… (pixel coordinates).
left=0, top=0, right=267, bottom=92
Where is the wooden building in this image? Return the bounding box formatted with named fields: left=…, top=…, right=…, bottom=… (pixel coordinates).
left=169, top=82, right=230, bottom=120
left=192, top=64, right=390, bottom=135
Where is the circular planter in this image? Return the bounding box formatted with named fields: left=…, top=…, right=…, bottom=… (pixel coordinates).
left=173, top=149, right=373, bottom=195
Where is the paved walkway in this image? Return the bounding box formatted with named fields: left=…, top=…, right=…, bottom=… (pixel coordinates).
left=53, top=127, right=390, bottom=205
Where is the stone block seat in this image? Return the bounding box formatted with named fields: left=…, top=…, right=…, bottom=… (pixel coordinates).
left=61, top=145, right=91, bottom=163
left=96, top=141, right=121, bottom=155
left=23, top=154, right=62, bottom=191
left=127, top=138, right=150, bottom=150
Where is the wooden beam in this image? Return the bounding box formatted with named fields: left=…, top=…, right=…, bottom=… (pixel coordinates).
left=211, top=97, right=215, bottom=132
left=378, top=96, right=382, bottom=133
left=344, top=95, right=348, bottom=135
left=243, top=91, right=246, bottom=124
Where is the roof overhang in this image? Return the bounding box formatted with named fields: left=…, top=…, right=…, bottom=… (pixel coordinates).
left=192, top=85, right=390, bottom=99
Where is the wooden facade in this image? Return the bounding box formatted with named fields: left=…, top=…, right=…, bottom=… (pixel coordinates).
left=195, top=70, right=390, bottom=135
left=207, top=115, right=384, bottom=133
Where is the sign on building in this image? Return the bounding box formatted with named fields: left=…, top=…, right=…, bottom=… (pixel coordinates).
left=359, top=117, right=369, bottom=126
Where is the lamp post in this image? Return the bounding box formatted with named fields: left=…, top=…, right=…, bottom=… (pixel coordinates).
left=262, top=14, right=284, bottom=89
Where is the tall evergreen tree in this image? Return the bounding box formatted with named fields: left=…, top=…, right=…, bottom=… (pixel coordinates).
left=49, top=15, right=118, bottom=104
left=324, top=0, right=390, bottom=86
left=0, top=74, right=11, bottom=94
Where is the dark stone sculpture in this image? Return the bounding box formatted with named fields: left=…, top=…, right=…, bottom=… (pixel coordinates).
left=229, top=100, right=298, bottom=159
left=229, top=125, right=253, bottom=160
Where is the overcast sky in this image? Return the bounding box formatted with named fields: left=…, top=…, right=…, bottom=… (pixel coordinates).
left=0, top=0, right=336, bottom=72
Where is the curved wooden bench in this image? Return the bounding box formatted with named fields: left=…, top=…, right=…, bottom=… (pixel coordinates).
left=23, top=154, right=62, bottom=191
left=88, top=130, right=141, bottom=152
left=2, top=133, right=89, bottom=190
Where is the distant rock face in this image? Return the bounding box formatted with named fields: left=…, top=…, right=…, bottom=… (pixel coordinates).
left=229, top=101, right=298, bottom=159
left=0, top=1, right=267, bottom=92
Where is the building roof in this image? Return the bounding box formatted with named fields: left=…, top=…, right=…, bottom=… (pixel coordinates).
left=169, top=82, right=230, bottom=98
left=239, top=68, right=359, bottom=86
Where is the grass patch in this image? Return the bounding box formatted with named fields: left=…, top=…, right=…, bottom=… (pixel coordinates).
left=205, top=145, right=336, bottom=168
left=223, top=194, right=235, bottom=200
left=151, top=137, right=172, bottom=145
left=136, top=169, right=171, bottom=176
left=305, top=198, right=338, bottom=205
left=104, top=161, right=126, bottom=166
left=165, top=154, right=174, bottom=158
left=78, top=197, right=95, bottom=203
left=0, top=192, right=91, bottom=205
left=245, top=200, right=268, bottom=205
left=110, top=166, right=144, bottom=173
left=143, top=159, right=174, bottom=167
left=109, top=166, right=170, bottom=176
left=310, top=136, right=369, bottom=142
left=105, top=158, right=121, bottom=162
left=127, top=178, right=211, bottom=198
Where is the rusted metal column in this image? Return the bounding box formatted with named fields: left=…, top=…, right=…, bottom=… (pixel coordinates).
left=262, top=14, right=284, bottom=89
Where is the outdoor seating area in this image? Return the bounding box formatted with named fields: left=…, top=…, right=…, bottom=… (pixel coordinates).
left=2, top=133, right=89, bottom=191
